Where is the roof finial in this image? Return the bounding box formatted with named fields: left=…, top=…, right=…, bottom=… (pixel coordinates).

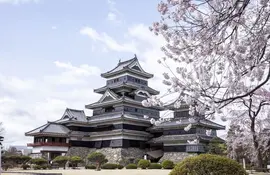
left=134, top=54, right=137, bottom=59
left=119, top=59, right=121, bottom=63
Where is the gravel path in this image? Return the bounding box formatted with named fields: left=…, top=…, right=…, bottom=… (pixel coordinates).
left=2, top=169, right=171, bottom=175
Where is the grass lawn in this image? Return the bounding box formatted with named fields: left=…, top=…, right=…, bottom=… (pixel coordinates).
left=2, top=169, right=172, bottom=175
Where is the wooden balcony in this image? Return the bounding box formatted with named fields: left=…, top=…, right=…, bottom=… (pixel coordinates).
left=27, top=142, right=70, bottom=147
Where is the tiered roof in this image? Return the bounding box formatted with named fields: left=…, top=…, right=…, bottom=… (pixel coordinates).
left=25, top=108, right=85, bottom=136
left=85, top=89, right=163, bottom=110
left=101, top=56, right=154, bottom=79
left=94, top=83, right=159, bottom=95
left=60, top=108, right=87, bottom=122
left=148, top=118, right=225, bottom=131
left=25, top=122, right=70, bottom=137
left=148, top=134, right=224, bottom=144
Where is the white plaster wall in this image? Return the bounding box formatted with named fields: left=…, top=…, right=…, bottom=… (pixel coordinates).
left=32, top=146, right=68, bottom=153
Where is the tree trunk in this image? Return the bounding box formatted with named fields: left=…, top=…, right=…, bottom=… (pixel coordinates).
left=96, top=162, right=101, bottom=171
left=251, top=118, right=263, bottom=168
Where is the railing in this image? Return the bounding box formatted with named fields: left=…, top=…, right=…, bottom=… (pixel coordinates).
left=27, top=142, right=70, bottom=147
left=186, top=145, right=205, bottom=153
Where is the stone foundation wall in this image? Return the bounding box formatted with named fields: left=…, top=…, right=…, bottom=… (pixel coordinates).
left=121, top=147, right=146, bottom=160
left=66, top=147, right=146, bottom=163
left=66, top=147, right=94, bottom=160
left=95, top=148, right=122, bottom=163
left=159, top=152, right=197, bottom=163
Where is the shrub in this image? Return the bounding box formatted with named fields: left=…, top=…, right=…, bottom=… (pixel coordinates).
left=119, top=159, right=129, bottom=166
left=2, top=163, right=12, bottom=171
left=170, top=154, right=248, bottom=175
left=47, top=164, right=52, bottom=170
left=126, top=163, right=137, bottom=169
left=85, top=165, right=96, bottom=169
left=134, top=158, right=140, bottom=164
left=31, top=158, right=47, bottom=166
left=70, top=156, right=83, bottom=168
left=53, top=156, right=69, bottom=169
left=87, top=152, right=107, bottom=171
left=117, top=164, right=124, bottom=169
left=101, top=163, right=118, bottom=169
left=33, top=165, right=41, bottom=170
left=137, top=159, right=150, bottom=169
left=41, top=165, right=47, bottom=169
left=162, top=160, right=174, bottom=169
left=148, top=163, right=162, bottom=169
left=22, top=164, right=30, bottom=170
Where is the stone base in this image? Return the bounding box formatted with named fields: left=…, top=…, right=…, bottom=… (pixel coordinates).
left=66, top=147, right=146, bottom=163
left=159, top=152, right=197, bottom=163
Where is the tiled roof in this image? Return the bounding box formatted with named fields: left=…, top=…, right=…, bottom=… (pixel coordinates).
left=25, top=122, right=70, bottom=136
left=101, top=57, right=153, bottom=78
left=85, top=96, right=164, bottom=110
left=148, top=134, right=219, bottom=143
left=148, top=118, right=225, bottom=130
left=106, top=58, right=136, bottom=74
left=94, top=82, right=159, bottom=95
left=61, top=108, right=87, bottom=122
left=87, top=112, right=151, bottom=124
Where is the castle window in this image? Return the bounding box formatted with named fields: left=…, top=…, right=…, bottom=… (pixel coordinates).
left=105, top=106, right=115, bottom=113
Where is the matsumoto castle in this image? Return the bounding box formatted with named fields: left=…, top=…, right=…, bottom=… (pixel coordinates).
left=25, top=56, right=225, bottom=163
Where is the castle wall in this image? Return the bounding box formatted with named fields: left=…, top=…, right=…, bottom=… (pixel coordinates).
left=159, top=152, right=197, bottom=163
left=66, top=147, right=146, bottom=163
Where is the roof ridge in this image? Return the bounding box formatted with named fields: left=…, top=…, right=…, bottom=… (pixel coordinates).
left=118, top=57, right=137, bottom=65
left=66, top=108, right=84, bottom=112
left=25, top=123, right=49, bottom=134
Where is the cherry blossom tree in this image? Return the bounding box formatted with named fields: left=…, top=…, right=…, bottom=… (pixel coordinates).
left=145, top=0, right=270, bottom=119
left=226, top=91, right=270, bottom=168
left=145, top=0, right=270, bottom=167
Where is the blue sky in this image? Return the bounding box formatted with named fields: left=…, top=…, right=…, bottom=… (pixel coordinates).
left=0, top=0, right=170, bottom=146
left=0, top=0, right=226, bottom=146
left=0, top=0, right=160, bottom=76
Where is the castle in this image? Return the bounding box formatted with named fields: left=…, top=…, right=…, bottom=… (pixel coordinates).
left=25, top=56, right=225, bottom=163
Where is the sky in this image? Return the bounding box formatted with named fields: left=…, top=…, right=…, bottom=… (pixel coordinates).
left=0, top=0, right=226, bottom=146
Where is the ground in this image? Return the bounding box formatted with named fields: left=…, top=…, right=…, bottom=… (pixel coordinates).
left=3, top=169, right=171, bottom=175
left=2, top=169, right=270, bottom=175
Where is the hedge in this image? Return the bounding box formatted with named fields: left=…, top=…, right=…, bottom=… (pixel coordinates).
left=162, top=160, right=174, bottom=169
left=33, top=165, right=41, bottom=170
left=21, top=164, right=30, bottom=170
left=170, top=154, right=248, bottom=175
left=101, top=163, right=118, bottom=169
left=137, top=159, right=150, bottom=169
left=126, top=163, right=137, bottom=169
left=117, top=164, right=124, bottom=169
left=85, top=165, right=96, bottom=169
left=148, top=163, right=162, bottom=169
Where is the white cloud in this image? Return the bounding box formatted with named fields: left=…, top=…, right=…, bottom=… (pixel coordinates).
left=80, top=27, right=138, bottom=53
left=0, top=61, right=102, bottom=146
left=54, top=61, right=101, bottom=77
left=51, top=26, right=57, bottom=30
left=107, top=12, right=117, bottom=21
left=107, top=0, right=115, bottom=5
left=0, top=74, right=35, bottom=92
left=106, top=0, right=123, bottom=24
left=0, top=0, right=39, bottom=4
left=80, top=27, right=101, bottom=41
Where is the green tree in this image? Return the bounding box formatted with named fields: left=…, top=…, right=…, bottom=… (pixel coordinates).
left=87, top=152, right=107, bottom=171
left=31, top=158, right=47, bottom=166
left=207, top=138, right=227, bottom=156
left=70, top=156, right=83, bottom=168
left=52, top=156, right=69, bottom=169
